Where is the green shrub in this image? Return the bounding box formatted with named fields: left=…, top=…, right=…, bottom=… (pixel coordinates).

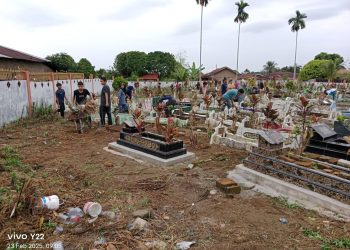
left=112, top=76, right=128, bottom=90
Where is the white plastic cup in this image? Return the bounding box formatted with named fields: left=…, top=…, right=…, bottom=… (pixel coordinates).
left=83, top=202, right=102, bottom=217
left=41, top=195, right=60, bottom=210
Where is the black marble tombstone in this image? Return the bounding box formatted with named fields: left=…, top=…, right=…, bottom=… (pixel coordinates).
left=306, top=123, right=350, bottom=160
left=117, top=121, right=187, bottom=159
left=334, top=121, right=350, bottom=137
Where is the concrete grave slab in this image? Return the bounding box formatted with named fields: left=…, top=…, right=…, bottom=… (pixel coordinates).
left=108, top=142, right=196, bottom=167
left=228, top=164, right=350, bottom=221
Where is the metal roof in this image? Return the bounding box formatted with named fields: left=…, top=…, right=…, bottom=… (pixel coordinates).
left=0, top=45, right=48, bottom=63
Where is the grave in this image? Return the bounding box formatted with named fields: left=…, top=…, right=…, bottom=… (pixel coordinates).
left=305, top=123, right=350, bottom=160
left=108, top=121, right=195, bottom=166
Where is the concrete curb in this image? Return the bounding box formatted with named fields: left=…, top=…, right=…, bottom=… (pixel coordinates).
left=228, top=164, right=350, bottom=221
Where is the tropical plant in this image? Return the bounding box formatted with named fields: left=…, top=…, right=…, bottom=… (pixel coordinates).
left=295, top=96, right=314, bottom=154
left=262, top=102, right=279, bottom=130
left=196, top=0, right=209, bottom=81
left=188, top=62, right=205, bottom=81
left=263, top=61, right=278, bottom=75
left=234, top=0, right=249, bottom=78
left=288, top=10, right=307, bottom=81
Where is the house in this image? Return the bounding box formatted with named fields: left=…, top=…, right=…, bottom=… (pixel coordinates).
left=139, top=73, right=159, bottom=82
left=202, top=67, right=238, bottom=82
left=0, top=45, right=53, bottom=72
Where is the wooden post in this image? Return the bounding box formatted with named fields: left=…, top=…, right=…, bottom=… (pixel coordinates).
left=24, top=71, right=33, bottom=116
left=51, top=72, right=56, bottom=110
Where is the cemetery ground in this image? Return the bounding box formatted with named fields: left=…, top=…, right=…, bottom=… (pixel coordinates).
left=0, top=117, right=349, bottom=249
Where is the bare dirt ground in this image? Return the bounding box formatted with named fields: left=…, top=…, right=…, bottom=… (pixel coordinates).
left=0, top=117, right=349, bottom=250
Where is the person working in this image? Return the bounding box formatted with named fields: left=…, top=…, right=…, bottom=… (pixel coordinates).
left=73, top=81, right=91, bottom=105
left=100, top=77, right=112, bottom=126
left=221, top=78, right=228, bottom=95
left=222, top=89, right=244, bottom=109
left=55, top=82, right=66, bottom=118
left=118, top=83, right=128, bottom=113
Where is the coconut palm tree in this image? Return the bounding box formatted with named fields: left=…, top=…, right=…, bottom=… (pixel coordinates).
left=234, top=0, right=249, bottom=80
left=196, top=0, right=209, bottom=81
left=288, top=10, right=307, bottom=82
left=263, top=61, right=278, bottom=75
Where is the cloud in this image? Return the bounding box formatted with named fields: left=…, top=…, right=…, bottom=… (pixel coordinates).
left=102, top=0, right=173, bottom=21
left=244, top=20, right=284, bottom=33
left=0, top=1, right=68, bottom=28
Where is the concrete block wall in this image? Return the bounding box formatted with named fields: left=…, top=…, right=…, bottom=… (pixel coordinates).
left=0, top=80, right=28, bottom=127
left=0, top=72, right=194, bottom=126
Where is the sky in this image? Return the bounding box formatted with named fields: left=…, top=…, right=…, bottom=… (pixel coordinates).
left=0, top=0, right=349, bottom=73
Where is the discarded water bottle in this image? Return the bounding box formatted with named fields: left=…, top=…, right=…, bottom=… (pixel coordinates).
left=279, top=217, right=288, bottom=224
left=67, top=207, right=84, bottom=217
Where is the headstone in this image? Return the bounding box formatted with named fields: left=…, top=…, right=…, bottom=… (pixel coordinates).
left=334, top=121, right=350, bottom=137
left=311, top=123, right=337, bottom=140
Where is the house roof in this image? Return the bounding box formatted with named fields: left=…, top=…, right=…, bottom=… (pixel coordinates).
left=258, top=131, right=285, bottom=145
left=139, top=73, right=159, bottom=80
left=202, top=67, right=237, bottom=78
left=0, top=45, right=48, bottom=63
left=238, top=71, right=294, bottom=80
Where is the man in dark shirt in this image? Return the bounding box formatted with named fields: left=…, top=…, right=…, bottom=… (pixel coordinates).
left=55, top=82, right=66, bottom=117
left=126, top=85, right=134, bottom=100
left=73, top=81, right=91, bottom=105
left=100, top=76, right=112, bottom=126
left=221, top=78, right=228, bottom=95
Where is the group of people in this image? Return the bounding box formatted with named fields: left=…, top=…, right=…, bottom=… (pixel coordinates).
left=55, top=77, right=113, bottom=126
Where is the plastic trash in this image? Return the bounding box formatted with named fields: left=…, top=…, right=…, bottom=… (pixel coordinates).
left=176, top=241, right=196, bottom=250
left=101, top=211, right=116, bottom=220
left=94, top=236, right=106, bottom=246
left=83, top=202, right=102, bottom=217
left=67, top=207, right=84, bottom=217
left=279, top=218, right=288, bottom=224
left=41, top=195, right=60, bottom=210
left=53, top=226, right=64, bottom=235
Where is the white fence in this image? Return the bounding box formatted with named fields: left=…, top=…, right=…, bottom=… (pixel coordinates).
left=0, top=70, right=196, bottom=127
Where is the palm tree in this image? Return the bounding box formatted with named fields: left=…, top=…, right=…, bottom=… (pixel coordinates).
left=234, top=0, right=249, bottom=80
left=263, top=61, right=278, bottom=75
left=196, top=0, right=209, bottom=81
left=288, top=10, right=307, bottom=82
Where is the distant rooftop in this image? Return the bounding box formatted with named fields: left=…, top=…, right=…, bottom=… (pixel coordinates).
left=0, top=45, right=48, bottom=63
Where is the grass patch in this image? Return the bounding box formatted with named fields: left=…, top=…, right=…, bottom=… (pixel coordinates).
left=303, top=228, right=350, bottom=249
left=43, top=220, right=56, bottom=230
left=137, top=196, right=150, bottom=208
left=273, top=196, right=300, bottom=209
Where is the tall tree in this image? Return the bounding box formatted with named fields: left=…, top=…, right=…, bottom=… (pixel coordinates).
left=114, top=51, right=147, bottom=77
left=315, top=52, right=344, bottom=69
left=46, top=53, right=77, bottom=72
left=288, top=10, right=307, bottom=82
left=234, top=0, right=249, bottom=79
left=196, top=0, right=209, bottom=81
left=146, top=51, right=177, bottom=79
left=77, top=58, right=95, bottom=78
left=263, top=61, right=278, bottom=75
